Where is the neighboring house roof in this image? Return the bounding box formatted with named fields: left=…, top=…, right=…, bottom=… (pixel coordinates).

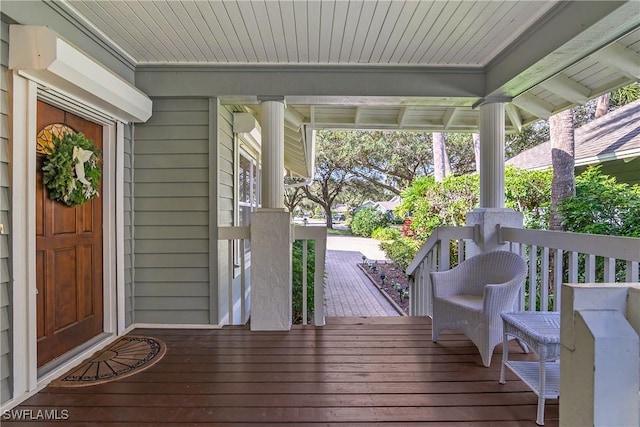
left=356, top=196, right=402, bottom=214
left=376, top=196, right=402, bottom=212
left=507, top=100, right=640, bottom=171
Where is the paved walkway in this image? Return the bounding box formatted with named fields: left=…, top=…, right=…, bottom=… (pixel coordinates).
left=324, top=232, right=399, bottom=317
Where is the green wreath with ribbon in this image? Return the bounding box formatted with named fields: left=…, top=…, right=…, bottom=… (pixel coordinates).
left=42, top=132, right=102, bottom=206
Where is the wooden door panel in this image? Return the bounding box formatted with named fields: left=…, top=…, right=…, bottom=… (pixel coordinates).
left=51, top=247, right=78, bottom=331
left=79, top=244, right=95, bottom=318
left=36, top=100, right=103, bottom=367
left=52, top=204, right=77, bottom=235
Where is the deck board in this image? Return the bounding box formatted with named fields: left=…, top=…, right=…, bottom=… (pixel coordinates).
left=8, top=317, right=558, bottom=426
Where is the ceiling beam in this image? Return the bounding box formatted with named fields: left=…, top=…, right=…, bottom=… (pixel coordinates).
left=397, top=107, right=410, bottom=128
left=505, top=103, right=523, bottom=132
left=512, top=93, right=553, bottom=119
left=486, top=1, right=638, bottom=98
left=284, top=107, right=305, bottom=130
left=442, top=108, right=459, bottom=130
left=354, top=106, right=362, bottom=127
left=136, top=66, right=484, bottom=99
left=539, top=74, right=590, bottom=105
left=310, top=106, right=316, bottom=127
left=592, top=42, right=640, bottom=80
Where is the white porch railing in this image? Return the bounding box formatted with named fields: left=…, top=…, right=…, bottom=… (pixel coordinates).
left=406, top=225, right=640, bottom=317
left=218, top=225, right=327, bottom=327
left=292, top=226, right=328, bottom=326
left=405, top=226, right=477, bottom=316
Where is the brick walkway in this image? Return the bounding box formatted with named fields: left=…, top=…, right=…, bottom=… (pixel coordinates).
left=324, top=249, right=400, bottom=317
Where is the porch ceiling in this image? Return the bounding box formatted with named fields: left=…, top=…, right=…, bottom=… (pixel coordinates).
left=62, top=0, right=640, bottom=134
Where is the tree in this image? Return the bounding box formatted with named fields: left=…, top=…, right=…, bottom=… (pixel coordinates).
left=472, top=133, right=481, bottom=174
left=284, top=186, right=306, bottom=213
left=319, top=130, right=433, bottom=194
left=302, top=132, right=352, bottom=228
left=548, top=109, right=575, bottom=231
left=443, top=132, right=476, bottom=175
left=432, top=132, right=451, bottom=182
left=594, top=93, right=611, bottom=119
left=611, top=82, right=640, bottom=108
left=505, top=121, right=549, bottom=159
left=334, top=178, right=391, bottom=210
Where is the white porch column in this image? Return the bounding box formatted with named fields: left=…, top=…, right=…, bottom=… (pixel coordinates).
left=466, top=100, right=522, bottom=256
left=250, top=97, right=292, bottom=331
left=260, top=98, right=286, bottom=210
left=479, top=101, right=505, bottom=208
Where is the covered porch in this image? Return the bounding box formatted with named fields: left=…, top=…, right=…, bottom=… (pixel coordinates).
left=9, top=317, right=556, bottom=426
left=2, top=1, right=639, bottom=424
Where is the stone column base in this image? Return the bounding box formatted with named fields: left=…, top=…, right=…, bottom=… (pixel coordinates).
left=250, top=210, right=292, bottom=331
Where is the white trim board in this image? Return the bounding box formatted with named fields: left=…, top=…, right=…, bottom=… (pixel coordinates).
left=9, top=25, right=151, bottom=123
left=9, top=73, right=128, bottom=409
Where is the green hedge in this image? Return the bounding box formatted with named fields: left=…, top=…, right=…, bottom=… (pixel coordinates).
left=292, top=240, right=316, bottom=324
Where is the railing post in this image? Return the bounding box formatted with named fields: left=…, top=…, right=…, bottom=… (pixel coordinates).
left=313, top=231, right=326, bottom=326
left=302, top=240, right=308, bottom=325
left=465, top=209, right=523, bottom=257
left=560, top=283, right=639, bottom=426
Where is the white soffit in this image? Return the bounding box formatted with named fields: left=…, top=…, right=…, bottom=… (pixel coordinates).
left=8, top=25, right=152, bottom=123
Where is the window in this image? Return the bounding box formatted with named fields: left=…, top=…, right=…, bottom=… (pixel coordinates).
left=238, top=150, right=260, bottom=253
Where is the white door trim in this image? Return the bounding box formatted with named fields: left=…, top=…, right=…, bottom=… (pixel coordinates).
left=8, top=71, right=125, bottom=406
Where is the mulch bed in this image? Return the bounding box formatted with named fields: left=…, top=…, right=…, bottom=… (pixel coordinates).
left=358, top=261, right=410, bottom=315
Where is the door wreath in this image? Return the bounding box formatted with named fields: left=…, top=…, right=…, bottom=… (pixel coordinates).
left=41, top=131, right=102, bottom=206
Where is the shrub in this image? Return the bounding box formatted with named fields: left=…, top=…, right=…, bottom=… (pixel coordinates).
left=559, top=166, right=640, bottom=237
left=371, top=227, right=401, bottom=241
left=379, top=237, right=421, bottom=270
left=398, top=167, right=553, bottom=240
left=559, top=166, right=640, bottom=282
left=350, top=207, right=389, bottom=237
left=292, top=240, right=316, bottom=324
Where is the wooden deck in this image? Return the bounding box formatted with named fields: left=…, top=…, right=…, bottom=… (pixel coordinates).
left=10, top=317, right=558, bottom=426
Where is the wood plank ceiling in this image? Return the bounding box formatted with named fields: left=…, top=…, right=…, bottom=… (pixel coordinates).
left=67, top=1, right=554, bottom=66
left=65, top=1, right=640, bottom=133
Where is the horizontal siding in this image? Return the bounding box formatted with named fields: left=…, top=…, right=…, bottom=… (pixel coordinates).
left=124, top=125, right=134, bottom=327
left=133, top=183, right=208, bottom=197
left=134, top=98, right=210, bottom=324
left=135, top=282, right=209, bottom=297
left=135, top=169, right=209, bottom=183
left=135, top=225, right=209, bottom=239
left=0, top=17, right=12, bottom=404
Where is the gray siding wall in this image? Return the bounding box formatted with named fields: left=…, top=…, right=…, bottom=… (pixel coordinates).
left=0, top=17, right=12, bottom=404
left=134, top=98, right=212, bottom=324
left=123, top=125, right=135, bottom=327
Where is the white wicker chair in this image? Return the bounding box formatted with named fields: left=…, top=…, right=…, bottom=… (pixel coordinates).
left=430, top=250, right=528, bottom=367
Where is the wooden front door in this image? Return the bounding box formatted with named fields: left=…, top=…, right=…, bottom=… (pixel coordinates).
left=36, top=101, right=104, bottom=367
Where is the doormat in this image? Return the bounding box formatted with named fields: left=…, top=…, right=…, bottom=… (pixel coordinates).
left=49, top=335, right=166, bottom=387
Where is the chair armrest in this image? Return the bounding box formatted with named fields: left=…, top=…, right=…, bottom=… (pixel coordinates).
left=482, top=280, right=523, bottom=314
